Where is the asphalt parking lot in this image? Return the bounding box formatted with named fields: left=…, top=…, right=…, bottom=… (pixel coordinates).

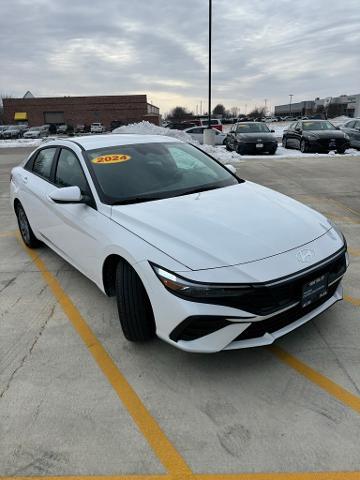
left=0, top=147, right=359, bottom=479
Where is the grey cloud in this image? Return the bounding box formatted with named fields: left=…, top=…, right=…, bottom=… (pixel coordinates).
left=1, top=0, right=359, bottom=113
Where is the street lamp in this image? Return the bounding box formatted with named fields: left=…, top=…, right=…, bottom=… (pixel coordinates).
left=204, top=0, right=216, bottom=145
left=289, top=94, right=294, bottom=115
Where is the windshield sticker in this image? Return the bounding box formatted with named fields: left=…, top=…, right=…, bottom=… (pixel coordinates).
left=92, top=154, right=131, bottom=164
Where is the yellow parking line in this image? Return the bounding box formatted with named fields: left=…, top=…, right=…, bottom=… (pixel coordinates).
left=348, top=248, right=360, bottom=257
left=19, top=241, right=192, bottom=478
left=0, top=231, right=16, bottom=238
left=344, top=295, right=360, bottom=307
left=268, top=345, right=360, bottom=415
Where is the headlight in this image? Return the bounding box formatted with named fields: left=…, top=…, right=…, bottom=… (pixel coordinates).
left=151, top=264, right=252, bottom=300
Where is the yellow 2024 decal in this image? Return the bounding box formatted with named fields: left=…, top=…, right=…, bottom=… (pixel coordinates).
left=92, top=154, right=131, bottom=164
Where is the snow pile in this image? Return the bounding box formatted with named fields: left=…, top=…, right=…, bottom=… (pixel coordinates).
left=113, top=121, right=194, bottom=143
left=0, top=138, right=43, bottom=148
left=113, top=121, right=243, bottom=164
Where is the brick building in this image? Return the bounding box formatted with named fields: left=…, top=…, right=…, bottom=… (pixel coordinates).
left=3, top=94, right=160, bottom=128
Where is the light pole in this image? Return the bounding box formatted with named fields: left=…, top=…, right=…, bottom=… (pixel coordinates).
left=204, top=0, right=216, bottom=145
left=289, top=94, right=294, bottom=116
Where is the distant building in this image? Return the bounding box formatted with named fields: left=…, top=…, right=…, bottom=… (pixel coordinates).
left=274, top=94, right=360, bottom=118
left=3, top=94, right=160, bottom=128
left=274, top=100, right=315, bottom=117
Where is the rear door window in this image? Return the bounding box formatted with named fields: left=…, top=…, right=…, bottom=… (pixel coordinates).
left=32, top=147, right=57, bottom=181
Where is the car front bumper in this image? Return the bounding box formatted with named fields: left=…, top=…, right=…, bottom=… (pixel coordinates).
left=238, top=142, right=278, bottom=154
left=137, top=230, right=347, bottom=353
left=307, top=138, right=350, bottom=152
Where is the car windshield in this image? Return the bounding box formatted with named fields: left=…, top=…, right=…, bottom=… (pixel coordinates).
left=236, top=123, right=270, bottom=133
left=85, top=142, right=239, bottom=204
left=302, top=121, right=336, bottom=131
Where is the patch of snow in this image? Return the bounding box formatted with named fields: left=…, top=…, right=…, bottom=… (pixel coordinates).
left=0, top=138, right=43, bottom=148
left=113, top=121, right=244, bottom=165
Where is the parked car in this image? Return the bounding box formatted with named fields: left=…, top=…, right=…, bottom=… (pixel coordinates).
left=282, top=120, right=350, bottom=154
left=2, top=126, right=22, bottom=139
left=0, top=125, right=11, bottom=138
left=340, top=119, right=360, bottom=150
left=200, top=118, right=223, bottom=131
left=184, top=126, right=226, bottom=145
left=167, top=122, right=197, bottom=130
left=23, top=126, right=48, bottom=139
left=57, top=124, right=68, bottom=134
left=90, top=123, right=105, bottom=133
left=225, top=122, right=278, bottom=155
left=11, top=134, right=348, bottom=352
left=263, top=117, right=278, bottom=123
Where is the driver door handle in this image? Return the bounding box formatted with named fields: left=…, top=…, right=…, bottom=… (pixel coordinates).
left=22, top=176, right=28, bottom=184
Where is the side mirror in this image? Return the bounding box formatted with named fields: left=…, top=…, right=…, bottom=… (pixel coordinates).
left=225, top=164, right=237, bottom=174
left=49, top=186, right=84, bottom=204
left=270, top=129, right=275, bottom=133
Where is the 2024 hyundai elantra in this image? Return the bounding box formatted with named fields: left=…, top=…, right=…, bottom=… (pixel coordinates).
left=10, top=135, right=348, bottom=353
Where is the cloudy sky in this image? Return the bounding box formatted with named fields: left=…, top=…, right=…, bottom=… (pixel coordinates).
left=1, top=0, right=360, bottom=114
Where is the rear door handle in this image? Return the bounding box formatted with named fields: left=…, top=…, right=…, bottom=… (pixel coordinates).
left=22, top=176, right=28, bottom=184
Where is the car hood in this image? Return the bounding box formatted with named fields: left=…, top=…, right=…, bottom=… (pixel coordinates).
left=110, top=182, right=332, bottom=271
left=303, top=130, right=345, bottom=139
left=235, top=132, right=276, bottom=142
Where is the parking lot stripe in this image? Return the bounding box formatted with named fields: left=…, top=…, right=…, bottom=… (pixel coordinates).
left=0, top=231, right=16, bottom=238
left=344, top=295, right=360, bottom=307
left=20, top=243, right=193, bottom=478
left=268, top=345, right=360, bottom=415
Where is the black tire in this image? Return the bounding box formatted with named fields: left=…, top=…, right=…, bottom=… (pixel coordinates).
left=115, top=261, right=156, bottom=342
left=336, top=148, right=346, bottom=154
left=282, top=136, right=288, bottom=148
left=225, top=140, right=231, bottom=151
left=16, top=203, right=40, bottom=248
left=269, top=148, right=277, bottom=155
left=236, top=143, right=244, bottom=155
left=300, top=139, right=308, bottom=153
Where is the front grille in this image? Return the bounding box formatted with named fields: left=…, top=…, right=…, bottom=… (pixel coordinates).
left=235, top=281, right=340, bottom=342
left=169, top=250, right=346, bottom=343
left=317, top=138, right=346, bottom=149
left=198, top=250, right=346, bottom=316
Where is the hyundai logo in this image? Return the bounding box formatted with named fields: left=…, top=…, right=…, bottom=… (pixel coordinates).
left=296, top=249, right=315, bottom=263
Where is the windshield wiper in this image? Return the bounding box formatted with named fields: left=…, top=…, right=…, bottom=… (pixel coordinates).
left=111, top=195, right=164, bottom=205
left=175, top=184, right=222, bottom=197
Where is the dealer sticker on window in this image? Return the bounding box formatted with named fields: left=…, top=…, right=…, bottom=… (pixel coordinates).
left=92, top=154, right=131, bottom=164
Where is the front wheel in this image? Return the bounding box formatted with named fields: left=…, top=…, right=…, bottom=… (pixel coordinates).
left=115, top=261, right=156, bottom=342
left=282, top=136, right=288, bottom=148
left=336, top=148, right=346, bottom=154
left=300, top=139, right=308, bottom=153
left=16, top=203, right=40, bottom=248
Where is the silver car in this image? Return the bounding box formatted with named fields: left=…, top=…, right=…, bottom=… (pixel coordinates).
left=341, top=119, right=360, bottom=150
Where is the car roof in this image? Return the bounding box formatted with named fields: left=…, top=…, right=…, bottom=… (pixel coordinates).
left=49, top=134, right=183, bottom=150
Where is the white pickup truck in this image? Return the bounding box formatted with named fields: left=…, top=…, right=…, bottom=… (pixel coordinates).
left=90, top=123, right=105, bottom=133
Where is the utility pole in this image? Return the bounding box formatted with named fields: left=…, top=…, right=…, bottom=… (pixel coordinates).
left=264, top=98, right=268, bottom=115
left=208, top=0, right=212, bottom=129
left=289, top=94, right=294, bottom=115
left=204, top=0, right=215, bottom=145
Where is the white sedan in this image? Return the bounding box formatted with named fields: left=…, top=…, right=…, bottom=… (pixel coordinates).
left=10, top=134, right=348, bottom=353
left=184, top=126, right=227, bottom=145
